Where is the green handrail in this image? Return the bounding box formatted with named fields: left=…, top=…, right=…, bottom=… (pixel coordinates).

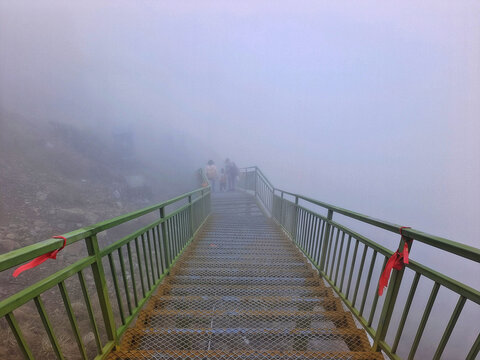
left=239, top=166, right=480, bottom=360
left=0, top=173, right=211, bottom=360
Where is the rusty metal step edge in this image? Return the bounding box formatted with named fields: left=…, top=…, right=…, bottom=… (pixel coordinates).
left=171, top=268, right=314, bottom=277
left=175, top=262, right=309, bottom=269
left=136, top=310, right=357, bottom=329
left=121, top=327, right=372, bottom=352
left=157, top=283, right=333, bottom=293
left=108, top=349, right=383, bottom=360
left=167, top=275, right=320, bottom=285
left=145, top=295, right=344, bottom=312
left=157, top=284, right=335, bottom=298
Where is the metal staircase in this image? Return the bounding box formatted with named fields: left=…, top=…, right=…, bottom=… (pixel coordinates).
left=108, top=192, right=381, bottom=359
left=0, top=167, right=478, bottom=360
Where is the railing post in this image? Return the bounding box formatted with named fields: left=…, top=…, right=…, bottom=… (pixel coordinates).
left=208, top=188, right=211, bottom=215
left=188, top=195, right=194, bottom=237
left=201, top=189, right=205, bottom=220
left=372, top=236, right=413, bottom=352
left=254, top=167, right=258, bottom=197
left=280, top=191, right=284, bottom=226
left=292, top=196, right=299, bottom=242
left=85, top=235, right=117, bottom=344
left=159, top=207, right=171, bottom=270
left=319, top=209, right=333, bottom=271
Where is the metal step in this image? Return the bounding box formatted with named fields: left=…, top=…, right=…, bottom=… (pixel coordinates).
left=159, top=284, right=331, bottom=297
left=137, top=310, right=356, bottom=330
left=146, top=296, right=343, bottom=312
left=120, top=328, right=372, bottom=352
left=108, top=349, right=383, bottom=360
left=168, top=275, right=320, bottom=287
left=175, top=261, right=309, bottom=269
left=171, top=267, right=314, bottom=278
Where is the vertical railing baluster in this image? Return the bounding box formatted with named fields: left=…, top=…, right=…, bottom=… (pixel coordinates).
left=334, top=232, right=346, bottom=284
left=117, top=248, right=133, bottom=316
left=77, top=270, right=103, bottom=354
left=280, top=192, right=285, bottom=227
left=160, top=207, right=170, bottom=270
left=299, top=209, right=305, bottom=248
left=314, top=219, right=325, bottom=265
left=329, top=229, right=341, bottom=277
left=352, top=245, right=368, bottom=307
left=254, top=167, right=258, bottom=197
left=407, top=282, right=440, bottom=360
left=5, top=312, right=34, bottom=360
left=134, top=237, right=146, bottom=298
left=58, top=281, right=88, bottom=359
left=373, top=235, right=414, bottom=352
left=151, top=226, right=161, bottom=279
left=346, top=239, right=359, bottom=298
left=126, top=242, right=139, bottom=307
left=368, top=257, right=387, bottom=327
left=392, top=272, right=421, bottom=353
left=155, top=225, right=165, bottom=272
left=324, top=226, right=336, bottom=275
left=293, top=196, right=299, bottom=243
left=359, top=250, right=377, bottom=316
left=308, top=216, right=318, bottom=259
left=146, top=230, right=156, bottom=282
left=466, top=332, right=480, bottom=360
left=433, top=295, right=467, bottom=360
left=108, top=253, right=125, bottom=325
left=141, top=233, right=151, bottom=290
left=340, top=235, right=352, bottom=292
left=307, top=213, right=314, bottom=254
left=201, top=189, right=205, bottom=221
left=319, top=209, right=333, bottom=272
left=189, top=195, right=194, bottom=238
left=85, top=235, right=116, bottom=344
left=34, top=295, right=65, bottom=359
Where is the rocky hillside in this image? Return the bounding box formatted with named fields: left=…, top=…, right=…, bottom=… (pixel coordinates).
left=0, top=113, right=197, bottom=254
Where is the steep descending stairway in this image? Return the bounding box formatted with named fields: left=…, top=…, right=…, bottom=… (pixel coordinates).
left=108, top=192, right=382, bottom=359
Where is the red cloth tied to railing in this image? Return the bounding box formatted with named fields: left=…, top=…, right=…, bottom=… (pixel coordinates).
left=13, top=236, right=67, bottom=277
left=378, top=227, right=412, bottom=296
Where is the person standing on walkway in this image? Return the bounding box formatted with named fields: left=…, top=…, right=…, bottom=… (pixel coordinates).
left=206, top=160, right=218, bottom=191
left=225, top=158, right=239, bottom=191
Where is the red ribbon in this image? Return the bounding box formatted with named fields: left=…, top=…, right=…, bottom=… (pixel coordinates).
left=378, top=227, right=412, bottom=296
left=13, top=236, right=67, bottom=277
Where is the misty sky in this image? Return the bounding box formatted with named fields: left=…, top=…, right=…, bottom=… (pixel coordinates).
left=1, top=1, right=479, bottom=276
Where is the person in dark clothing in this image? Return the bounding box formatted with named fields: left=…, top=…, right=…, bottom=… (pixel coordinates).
left=225, top=158, right=239, bottom=191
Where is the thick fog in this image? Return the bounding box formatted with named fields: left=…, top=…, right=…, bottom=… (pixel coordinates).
left=2, top=0, right=478, bottom=266
left=0, top=1, right=479, bottom=359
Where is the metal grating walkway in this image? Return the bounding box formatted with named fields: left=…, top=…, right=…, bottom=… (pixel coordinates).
left=108, top=192, right=382, bottom=359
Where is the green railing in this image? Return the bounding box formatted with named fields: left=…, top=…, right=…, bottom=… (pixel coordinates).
left=239, top=166, right=480, bottom=360
left=0, top=171, right=211, bottom=360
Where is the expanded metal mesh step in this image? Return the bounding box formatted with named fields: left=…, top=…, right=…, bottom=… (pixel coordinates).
left=138, top=310, right=356, bottom=330
left=120, top=328, right=372, bottom=352
left=177, top=259, right=311, bottom=271
left=172, top=267, right=314, bottom=278
left=146, top=296, right=344, bottom=312
left=159, top=284, right=331, bottom=297
left=192, top=242, right=294, bottom=249
left=108, top=350, right=383, bottom=360
left=176, top=259, right=308, bottom=268
left=180, top=256, right=302, bottom=263
left=168, top=275, right=320, bottom=287
left=108, top=192, right=379, bottom=360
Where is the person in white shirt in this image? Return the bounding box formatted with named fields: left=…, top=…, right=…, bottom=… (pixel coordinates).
left=205, top=160, right=218, bottom=191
